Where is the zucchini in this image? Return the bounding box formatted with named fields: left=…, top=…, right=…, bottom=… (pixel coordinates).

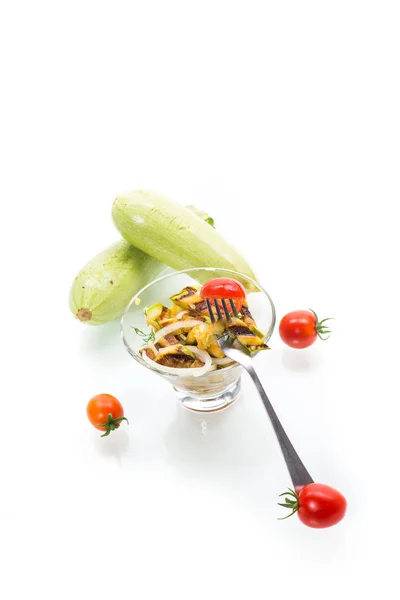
left=227, top=322, right=265, bottom=347
left=154, top=346, right=197, bottom=368
left=170, top=286, right=203, bottom=309
left=69, top=204, right=214, bottom=326
left=145, top=303, right=164, bottom=322
left=191, top=320, right=225, bottom=358
left=240, top=304, right=265, bottom=338
left=185, top=324, right=203, bottom=345
left=69, top=240, right=165, bottom=325
left=145, top=303, right=171, bottom=329
left=112, top=190, right=257, bottom=280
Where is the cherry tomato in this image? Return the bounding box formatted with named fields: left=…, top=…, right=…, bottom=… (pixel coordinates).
left=279, top=484, right=347, bottom=528
left=200, top=277, right=246, bottom=313
left=279, top=309, right=333, bottom=349
left=87, top=394, right=128, bottom=437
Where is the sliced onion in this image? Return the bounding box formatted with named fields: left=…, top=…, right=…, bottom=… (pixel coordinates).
left=185, top=346, right=212, bottom=373
left=140, top=344, right=213, bottom=378
left=212, top=356, right=236, bottom=366
left=154, top=320, right=206, bottom=343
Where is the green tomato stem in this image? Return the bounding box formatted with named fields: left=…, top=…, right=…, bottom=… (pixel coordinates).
left=309, top=309, right=334, bottom=341
left=98, top=413, right=129, bottom=437
left=277, top=488, right=300, bottom=520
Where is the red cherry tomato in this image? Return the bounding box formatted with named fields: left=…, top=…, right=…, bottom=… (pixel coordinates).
left=278, top=483, right=347, bottom=529
left=279, top=309, right=333, bottom=349
left=87, top=394, right=128, bottom=437
left=200, top=277, right=246, bottom=313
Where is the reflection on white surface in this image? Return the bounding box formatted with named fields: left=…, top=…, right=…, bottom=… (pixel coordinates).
left=281, top=346, right=322, bottom=372
left=93, top=428, right=131, bottom=467
left=78, top=320, right=124, bottom=368
left=163, top=388, right=276, bottom=473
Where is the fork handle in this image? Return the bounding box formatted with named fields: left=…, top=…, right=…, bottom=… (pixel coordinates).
left=247, top=365, right=314, bottom=490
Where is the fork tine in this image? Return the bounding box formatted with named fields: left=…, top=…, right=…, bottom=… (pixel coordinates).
left=221, top=298, right=231, bottom=322
left=229, top=299, right=239, bottom=317
left=213, top=299, right=222, bottom=320
left=206, top=298, right=215, bottom=323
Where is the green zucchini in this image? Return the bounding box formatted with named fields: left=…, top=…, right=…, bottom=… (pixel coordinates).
left=170, top=286, right=203, bottom=309
left=112, top=190, right=257, bottom=280
left=69, top=204, right=216, bottom=326
left=69, top=240, right=165, bottom=325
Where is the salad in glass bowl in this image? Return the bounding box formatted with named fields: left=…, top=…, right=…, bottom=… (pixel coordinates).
left=121, top=268, right=275, bottom=412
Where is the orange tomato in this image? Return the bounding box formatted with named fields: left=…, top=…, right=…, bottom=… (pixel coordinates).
left=87, top=394, right=128, bottom=437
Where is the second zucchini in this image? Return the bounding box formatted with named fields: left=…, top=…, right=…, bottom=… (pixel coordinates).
left=112, top=190, right=257, bottom=281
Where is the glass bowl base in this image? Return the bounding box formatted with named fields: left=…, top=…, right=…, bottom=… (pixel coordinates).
left=174, top=377, right=241, bottom=413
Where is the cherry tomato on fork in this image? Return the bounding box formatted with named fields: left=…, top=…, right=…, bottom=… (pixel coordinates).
left=200, top=277, right=246, bottom=313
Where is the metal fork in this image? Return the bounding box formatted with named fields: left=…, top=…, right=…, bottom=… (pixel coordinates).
left=206, top=298, right=314, bottom=491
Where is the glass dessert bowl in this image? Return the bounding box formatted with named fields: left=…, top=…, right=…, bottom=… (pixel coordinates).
left=121, top=268, right=275, bottom=412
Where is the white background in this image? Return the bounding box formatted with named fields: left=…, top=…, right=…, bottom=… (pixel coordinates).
left=1, top=1, right=399, bottom=598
